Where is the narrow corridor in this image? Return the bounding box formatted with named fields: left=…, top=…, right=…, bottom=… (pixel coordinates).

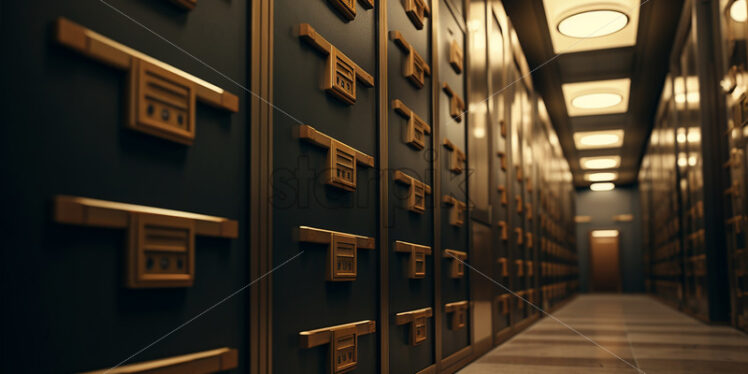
left=460, top=295, right=748, bottom=374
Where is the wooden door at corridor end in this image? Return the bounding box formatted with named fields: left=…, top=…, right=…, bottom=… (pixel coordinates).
left=589, top=230, right=622, bottom=292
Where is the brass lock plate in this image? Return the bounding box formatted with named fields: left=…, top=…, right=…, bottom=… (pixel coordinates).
left=411, top=246, right=427, bottom=278
left=449, top=39, right=463, bottom=73
left=129, top=59, right=196, bottom=145
left=405, top=46, right=429, bottom=88
left=325, top=47, right=357, bottom=105
left=403, top=0, right=431, bottom=30
left=331, top=325, right=358, bottom=373
left=326, top=140, right=358, bottom=191
left=329, top=233, right=358, bottom=281
left=412, top=316, right=427, bottom=345
left=128, top=213, right=195, bottom=288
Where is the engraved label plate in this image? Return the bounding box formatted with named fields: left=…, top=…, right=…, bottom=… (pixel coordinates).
left=128, top=213, right=195, bottom=288
left=402, top=0, right=431, bottom=30
left=327, top=140, right=357, bottom=191
left=325, top=47, right=357, bottom=104
left=331, top=325, right=358, bottom=373
left=329, top=233, right=358, bottom=281
left=412, top=316, right=427, bottom=345
left=449, top=39, right=463, bottom=73
left=129, top=59, right=196, bottom=145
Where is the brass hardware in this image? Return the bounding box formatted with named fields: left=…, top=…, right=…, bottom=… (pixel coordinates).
left=525, top=232, right=533, bottom=248
left=449, top=39, right=463, bottom=74
left=297, top=226, right=375, bottom=281
left=526, top=203, right=532, bottom=220
left=442, top=195, right=467, bottom=227
left=55, top=18, right=238, bottom=145
left=78, top=347, right=238, bottom=374
left=393, top=99, right=432, bottom=150
left=498, top=221, right=508, bottom=241
left=394, top=241, right=433, bottom=278
left=443, top=249, right=467, bottom=278
left=727, top=215, right=745, bottom=234
left=515, top=259, right=524, bottom=276
left=327, top=0, right=374, bottom=21
left=526, top=260, right=533, bottom=276
left=498, top=186, right=507, bottom=205
left=515, top=165, right=523, bottom=181
left=402, top=0, right=431, bottom=29
left=498, top=257, right=508, bottom=277
left=53, top=195, right=237, bottom=288
left=442, top=82, right=465, bottom=122
left=515, top=227, right=523, bottom=245
left=444, top=301, right=469, bottom=330
left=390, top=31, right=431, bottom=88
left=500, top=120, right=507, bottom=138
left=298, top=23, right=374, bottom=105
left=297, top=125, right=375, bottom=191
left=300, top=320, right=376, bottom=374
left=499, top=294, right=510, bottom=315
left=516, top=194, right=523, bottom=214
left=443, top=138, right=466, bottom=174
left=395, top=307, right=433, bottom=345
left=497, top=151, right=507, bottom=170
left=393, top=170, right=432, bottom=213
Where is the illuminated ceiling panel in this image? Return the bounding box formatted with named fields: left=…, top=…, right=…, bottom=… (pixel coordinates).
left=573, top=129, right=625, bottom=150
left=562, top=78, right=631, bottom=116
left=580, top=155, right=621, bottom=169
left=542, top=0, right=641, bottom=54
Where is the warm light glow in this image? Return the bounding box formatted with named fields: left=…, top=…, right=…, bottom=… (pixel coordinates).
left=592, top=229, right=619, bottom=237
left=558, top=10, right=629, bottom=38
left=586, top=172, right=618, bottom=182
left=731, top=0, right=748, bottom=22
left=572, top=93, right=623, bottom=109
left=473, top=126, right=486, bottom=138
left=580, top=156, right=621, bottom=169
left=590, top=182, right=615, bottom=191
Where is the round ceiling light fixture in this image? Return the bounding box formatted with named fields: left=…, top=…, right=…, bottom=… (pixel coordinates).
left=731, top=0, right=747, bottom=23
left=581, top=157, right=619, bottom=169
left=579, top=133, right=621, bottom=147
left=590, top=182, right=615, bottom=192
left=572, top=92, right=623, bottom=109
left=558, top=10, right=629, bottom=39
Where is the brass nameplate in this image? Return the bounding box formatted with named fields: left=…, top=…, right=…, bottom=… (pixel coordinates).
left=394, top=241, right=432, bottom=278
left=515, top=227, right=523, bottom=245
left=390, top=31, right=431, bottom=88
left=297, top=226, right=375, bottom=281
left=53, top=195, right=238, bottom=288
left=442, top=83, right=465, bottom=122
left=300, top=320, right=376, bottom=374
left=78, top=347, right=238, bottom=374
left=327, top=0, right=374, bottom=21
left=442, top=138, right=466, bottom=174
left=395, top=307, right=433, bottom=345
left=449, top=39, right=463, bottom=74
left=444, top=301, right=469, bottom=330
left=394, top=170, right=432, bottom=213
left=393, top=99, right=432, bottom=150
left=525, top=260, right=533, bottom=276
left=298, top=23, right=374, bottom=105
left=55, top=18, right=238, bottom=145
left=443, top=249, right=467, bottom=278
left=298, top=125, right=375, bottom=191
left=442, top=195, right=466, bottom=227
left=402, top=0, right=431, bottom=29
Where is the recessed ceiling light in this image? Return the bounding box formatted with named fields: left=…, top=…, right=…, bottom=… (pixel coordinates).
left=732, top=0, right=748, bottom=22
left=574, top=130, right=624, bottom=149
left=586, top=172, right=618, bottom=182
left=580, top=156, right=621, bottom=169
left=558, top=10, right=629, bottom=38
left=572, top=93, right=623, bottom=109
left=542, top=0, right=640, bottom=54
left=590, top=182, right=615, bottom=191
left=562, top=79, right=631, bottom=116
left=592, top=229, right=619, bottom=237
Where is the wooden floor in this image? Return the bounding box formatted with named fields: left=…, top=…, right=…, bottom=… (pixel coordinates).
left=459, top=294, right=748, bottom=374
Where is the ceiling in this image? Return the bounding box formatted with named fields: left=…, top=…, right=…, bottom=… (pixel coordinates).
left=503, top=0, right=685, bottom=187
